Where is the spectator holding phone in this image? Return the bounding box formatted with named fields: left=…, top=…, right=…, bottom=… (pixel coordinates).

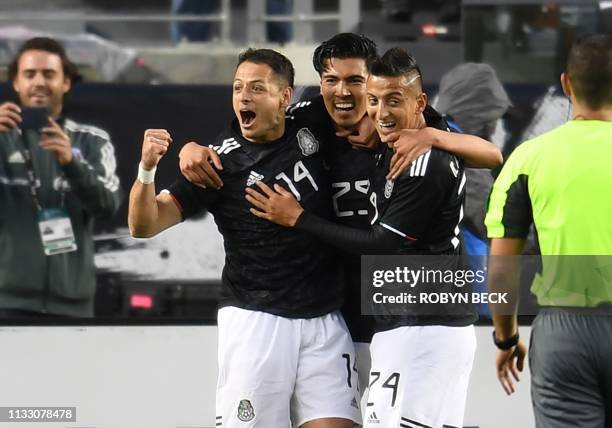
left=0, top=37, right=122, bottom=318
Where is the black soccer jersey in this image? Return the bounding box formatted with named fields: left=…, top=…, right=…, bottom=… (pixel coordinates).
left=301, top=98, right=379, bottom=230
left=312, top=101, right=471, bottom=337
left=294, top=107, right=477, bottom=328
left=299, top=98, right=475, bottom=337
left=369, top=143, right=478, bottom=329
left=303, top=96, right=380, bottom=341
left=321, top=99, right=453, bottom=230
left=369, top=106, right=465, bottom=254
left=326, top=129, right=378, bottom=341
left=370, top=145, right=464, bottom=255
left=168, top=104, right=343, bottom=318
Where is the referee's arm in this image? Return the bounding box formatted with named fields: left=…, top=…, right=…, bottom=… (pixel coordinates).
left=488, top=238, right=525, bottom=340
left=485, top=145, right=533, bottom=395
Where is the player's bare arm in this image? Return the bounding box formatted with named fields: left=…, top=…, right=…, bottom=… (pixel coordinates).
left=386, top=127, right=503, bottom=180
left=128, top=128, right=182, bottom=238
left=179, top=142, right=224, bottom=189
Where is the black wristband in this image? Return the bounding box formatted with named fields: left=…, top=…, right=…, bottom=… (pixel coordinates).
left=492, top=330, right=519, bottom=350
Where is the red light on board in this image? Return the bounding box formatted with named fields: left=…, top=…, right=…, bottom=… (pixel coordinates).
left=130, top=294, right=153, bottom=309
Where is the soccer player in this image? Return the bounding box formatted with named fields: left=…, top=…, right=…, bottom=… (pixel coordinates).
left=246, top=47, right=478, bottom=428
left=308, top=33, right=499, bottom=347
left=179, top=33, right=500, bottom=399
left=180, top=34, right=500, bottom=341
left=128, top=48, right=360, bottom=428
left=485, top=34, right=612, bottom=427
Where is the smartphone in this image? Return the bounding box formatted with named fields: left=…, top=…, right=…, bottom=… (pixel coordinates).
left=21, top=107, right=50, bottom=132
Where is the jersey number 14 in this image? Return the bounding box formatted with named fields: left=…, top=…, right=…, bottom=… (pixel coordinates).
left=275, top=160, right=318, bottom=201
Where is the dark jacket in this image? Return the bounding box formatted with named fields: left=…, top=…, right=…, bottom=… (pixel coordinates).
left=0, top=118, right=122, bottom=316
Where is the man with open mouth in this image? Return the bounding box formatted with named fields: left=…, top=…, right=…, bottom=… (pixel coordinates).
left=128, top=48, right=361, bottom=428
left=178, top=33, right=501, bottom=400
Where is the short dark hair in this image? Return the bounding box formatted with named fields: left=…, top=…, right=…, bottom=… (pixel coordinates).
left=312, top=33, right=378, bottom=76
left=566, top=34, right=612, bottom=109
left=368, top=47, right=422, bottom=89
left=8, top=37, right=79, bottom=83
left=237, top=48, right=295, bottom=88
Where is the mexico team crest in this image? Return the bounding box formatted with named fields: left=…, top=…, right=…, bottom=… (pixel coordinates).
left=237, top=399, right=255, bottom=422
left=384, top=179, right=394, bottom=199
left=297, top=128, right=319, bottom=156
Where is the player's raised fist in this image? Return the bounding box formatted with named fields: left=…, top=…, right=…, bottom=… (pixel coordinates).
left=141, top=129, right=172, bottom=170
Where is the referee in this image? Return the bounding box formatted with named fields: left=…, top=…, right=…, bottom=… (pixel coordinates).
left=485, top=34, right=612, bottom=427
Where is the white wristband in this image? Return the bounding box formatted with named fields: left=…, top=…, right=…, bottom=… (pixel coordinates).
left=138, top=162, right=157, bottom=184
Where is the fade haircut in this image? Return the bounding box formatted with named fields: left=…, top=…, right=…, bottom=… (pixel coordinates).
left=368, top=47, right=423, bottom=91
left=313, top=33, right=378, bottom=76
left=8, top=37, right=80, bottom=83
left=237, top=48, right=295, bottom=88
left=566, top=34, right=612, bottom=109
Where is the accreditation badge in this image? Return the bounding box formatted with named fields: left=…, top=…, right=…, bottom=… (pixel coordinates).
left=37, top=208, right=77, bottom=256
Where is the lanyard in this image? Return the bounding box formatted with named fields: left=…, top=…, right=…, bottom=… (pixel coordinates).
left=18, top=132, right=43, bottom=212
left=17, top=116, right=69, bottom=211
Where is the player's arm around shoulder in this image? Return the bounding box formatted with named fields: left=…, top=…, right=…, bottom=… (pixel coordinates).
left=179, top=141, right=225, bottom=189
left=389, top=127, right=502, bottom=180
left=128, top=129, right=181, bottom=238
left=432, top=127, right=502, bottom=168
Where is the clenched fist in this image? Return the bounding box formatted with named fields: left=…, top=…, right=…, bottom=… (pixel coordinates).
left=141, top=129, right=172, bottom=170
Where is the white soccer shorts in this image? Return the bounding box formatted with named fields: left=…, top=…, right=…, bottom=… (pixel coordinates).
left=363, top=325, right=476, bottom=428
left=215, top=306, right=362, bottom=427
